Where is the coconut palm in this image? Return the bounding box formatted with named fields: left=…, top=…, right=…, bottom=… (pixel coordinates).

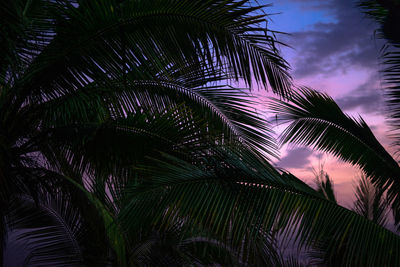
left=2, top=0, right=400, bottom=266
left=1, top=0, right=292, bottom=264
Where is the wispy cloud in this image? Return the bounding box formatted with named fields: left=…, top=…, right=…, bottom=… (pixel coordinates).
left=274, top=0, right=382, bottom=78
left=336, top=74, right=383, bottom=114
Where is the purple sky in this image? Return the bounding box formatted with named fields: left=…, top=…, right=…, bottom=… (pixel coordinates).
left=260, top=0, right=391, bottom=206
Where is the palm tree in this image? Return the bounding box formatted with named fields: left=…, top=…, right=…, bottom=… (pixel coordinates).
left=313, top=164, right=337, bottom=203
left=0, top=0, right=293, bottom=264
left=270, top=0, right=400, bottom=230
left=313, top=167, right=389, bottom=227
left=2, top=0, right=400, bottom=266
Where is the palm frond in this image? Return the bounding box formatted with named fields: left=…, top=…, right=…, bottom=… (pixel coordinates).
left=37, top=78, right=278, bottom=158
left=7, top=194, right=85, bottom=267
left=116, top=150, right=400, bottom=267
left=270, top=87, right=400, bottom=223
left=13, top=0, right=291, bottom=107
left=359, top=1, right=400, bottom=153
left=353, top=172, right=389, bottom=227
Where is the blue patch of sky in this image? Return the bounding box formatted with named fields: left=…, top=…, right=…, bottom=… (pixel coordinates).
left=256, top=0, right=337, bottom=33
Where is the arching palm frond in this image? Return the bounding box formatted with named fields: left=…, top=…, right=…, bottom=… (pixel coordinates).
left=1, top=1, right=292, bottom=260
left=35, top=77, right=278, bottom=160
left=6, top=191, right=102, bottom=267
left=8, top=0, right=291, bottom=107
left=35, top=103, right=269, bottom=265
left=11, top=1, right=288, bottom=161
left=270, top=87, right=400, bottom=225
left=0, top=0, right=291, bottom=209
left=115, top=149, right=400, bottom=267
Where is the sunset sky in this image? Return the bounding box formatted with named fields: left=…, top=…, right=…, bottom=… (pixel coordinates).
left=259, top=0, right=390, bottom=207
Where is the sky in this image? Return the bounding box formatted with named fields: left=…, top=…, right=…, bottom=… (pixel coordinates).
left=258, top=0, right=391, bottom=207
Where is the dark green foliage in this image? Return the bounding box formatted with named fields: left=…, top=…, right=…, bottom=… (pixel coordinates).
left=2, top=0, right=400, bottom=266
left=0, top=0, right=294, bottom=265
left=270, top=87, right=400, bottom=226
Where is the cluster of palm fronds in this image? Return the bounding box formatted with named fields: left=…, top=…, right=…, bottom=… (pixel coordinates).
left=268, top=0, right=400, bottom=265
left=1, top=0, right=400, bottom=266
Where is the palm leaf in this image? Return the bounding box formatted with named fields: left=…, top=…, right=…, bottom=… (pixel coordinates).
left=359, top=1, right=400, bottom=153
left=353, top=172, right=389, bottom=227
left=13, top=0, right=291, bottom=107
left=7, top=193, right=86, bottom=266
left=270, top=87, right=400, bottom=224
left=116, top=150, right=400, bottom=267
left=36, top=78, right=278, bottom=158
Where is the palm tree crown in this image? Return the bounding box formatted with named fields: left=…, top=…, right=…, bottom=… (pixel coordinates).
left=2, top=0, right=400, bottom=266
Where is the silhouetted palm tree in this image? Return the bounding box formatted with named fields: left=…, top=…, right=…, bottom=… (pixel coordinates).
left=269, top=1, right=400, bottom=265
left=353, top=172, right=390, bottom=227
left=314, top=168, right=388, bottom=227
left=313, top=164, right=337, bottom=203
left=2, top=0, right=400, bottom=266
left=0, top=0, right=292, bottom=264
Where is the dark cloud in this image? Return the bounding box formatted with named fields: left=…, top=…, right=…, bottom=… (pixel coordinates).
left=279, top=147, right=313, bottom=168
left=284, top=0, right=382, bottom=78
left=336, top=74, right=383, bottom=114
